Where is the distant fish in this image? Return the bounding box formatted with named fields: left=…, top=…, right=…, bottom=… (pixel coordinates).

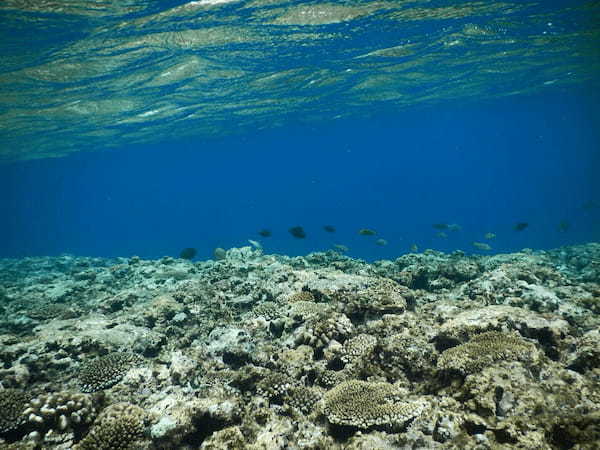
left=375, top=238, right=388, bottom=246
left=213, top=247, right=226, bottom=261
left=435, top=232, right=448, bottom=239
left=484, top=232, right=496, bottom=240
left=179, top=247, right=197, bottom=260
left=358, top=228, right=377, bottom=236
left=258, top=229, right=272, bottom=237
left=472, top=242, right=492, bottom=251
left=289, top=226, right=306, bottom=239
left=447, top=223, right=462, bottom=232
left=557, top=221, right=570, bottom=232
left=514, top=222, right=529, bottom=231
left=581, top=200, right=598, bottom=211
left=248, top=239, right=262, bottom=249
left=432, top=223, right=449, bottom=230
left=323, top=225, right=336, bottom=233
left=333, top=244, right=349, bottom=252
left=410, top=244, right=418, bottom=252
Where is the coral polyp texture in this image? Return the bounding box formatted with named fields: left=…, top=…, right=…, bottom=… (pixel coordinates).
left=322, top=380, right=427, bottom=429
left=0, top=244, right=599, bottom=448
left=78, top=352, right=144, bottom=393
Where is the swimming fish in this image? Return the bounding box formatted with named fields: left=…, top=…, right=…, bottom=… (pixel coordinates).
left=514, top=222, right=529, bottom=231
left=484, top=232, right=496, bottom=239
left=258, top=229, right=272, bottom=237
left=332, top=244, right=349, bottom=252
left=323, top=225, right=336, bottom=233
left=557, top=221, right=570, bottom=232
left=213, top=247, right=226, bottom=260
left=432, top=223, right=449, bottom=230
left=358, top=228, right=377, bottom=236
left=472, top=242, right=492, bottom=251
left=410, top=244, right=418, bottom=252
left=179, top=247, right=197, bottom=260
left=289, top=226, right=307, bottom=239
left=248, top=239, right=262, bottom=249
left=447, top=223, right=462, bottom=232
left=436, top=232, right=448, bottom=239
left=375, top=238, right=388, bottom=246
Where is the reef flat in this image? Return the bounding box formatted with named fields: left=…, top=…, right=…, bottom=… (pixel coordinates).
left=0, top=245, right=599, bottom=449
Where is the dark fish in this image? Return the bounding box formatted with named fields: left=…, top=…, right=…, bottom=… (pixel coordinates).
left=289, top=226, right=306, bottom=239
left=323, top=225, right=336, bottom=233
left=179, top=247, right=197, bottom=260
left=514, top=222, right=529, bottom=231
left=358, top=228, right=377, bottom=236
left=557, top=221, right=570, bottom=232
left=258, top=229, right=272, bottom=237
left=433, top=223, right=449, bottom=230
left=581, top=200, right=598, bottom=211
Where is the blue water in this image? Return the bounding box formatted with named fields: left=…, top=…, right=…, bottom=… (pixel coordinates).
left=1, top=1, right=599, bottom=261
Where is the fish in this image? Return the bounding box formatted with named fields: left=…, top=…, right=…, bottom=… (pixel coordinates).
left=179, top=247, right=197, bottom=260
left=472, top=242, right=492, bottom=251
left=410, top=244, right=418, bottom=252
left=484, top=232, right=496, bottom=239
left=358, top=228, right=377, bottom=236
left=435, top=232, right=448, bottom=239
left=432, top=223, right=449, bottom=230
left=332, top=244, right=349, bottom=252
left=557, top=221, right=570, bottom=232
left=258, top=229, right=272, bottom=237
left=323, top=225, right=336, bottom=233
left=447, top=223, right=462, bottom=232
left=375, top=238, right=388, bottom=246
left=514, top=222, right=529, bottom=231
left=581, top=200, right=598, bottom=211
left=248, top=239, right=262, bottom=249
left=289, top=226, right=307, bottom=239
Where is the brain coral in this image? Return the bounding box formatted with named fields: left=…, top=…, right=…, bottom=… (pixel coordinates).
left=322, top=380, right=427, bottom=429
left=0, top=389, right=30, bottom=434
left=74, top=402, right=146, bottom=450
left=78, top=352, right=144, bottom=393
left=437, top=331, right=538, bottom=375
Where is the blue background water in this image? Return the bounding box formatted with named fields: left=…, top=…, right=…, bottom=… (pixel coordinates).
left=1, top=86, right=598, bottom=261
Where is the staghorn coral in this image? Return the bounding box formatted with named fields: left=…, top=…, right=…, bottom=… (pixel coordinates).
left=437, top=331, right=539, bottom=375
left=0, top=389, right=30, bottom=434
left=78, top=352, right=144, bottom=393
left=322, top=380, right=427, bottom=429
left=74, top=402, right=146, bottom=450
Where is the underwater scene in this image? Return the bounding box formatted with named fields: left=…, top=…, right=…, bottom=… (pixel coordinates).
left=1, top=0, right=600, bottom=449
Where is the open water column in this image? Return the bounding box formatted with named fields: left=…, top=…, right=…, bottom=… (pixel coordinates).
left=0, top=1, right=599, bottom=448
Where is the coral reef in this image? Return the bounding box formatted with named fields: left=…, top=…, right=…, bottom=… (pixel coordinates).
left=0, top=243, right=599, bottom=448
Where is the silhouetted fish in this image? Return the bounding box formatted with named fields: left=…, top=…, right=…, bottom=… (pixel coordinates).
left=557, top=221, right=570, bottom=232
left=289, top=226, right=306, bottom=239
left=258, top=229, right=272, bottom=237
left=472, top=242, right=492, bottom=251
left=435, top=232, right=448, bottom=239
left=433, top=223, right=449, bottom=230
left=358, top=228, right=377, bottom=236
left=323, top=225, right=336, bottom=233
left=410, top=244, right=418, bottom=252
left=375, top=238, right=388, bottom=246
left=179, top=247, right=197, bottom=260
left=514, top=222, right=529, bottom=231
left=333, top=244, right=349, bottom=252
